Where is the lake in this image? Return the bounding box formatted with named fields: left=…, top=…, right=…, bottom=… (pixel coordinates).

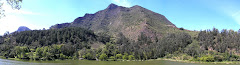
left=0, top=58, right=239, bottom=65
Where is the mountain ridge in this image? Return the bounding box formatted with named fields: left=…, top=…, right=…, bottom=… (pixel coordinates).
left=50, top=3, right=178, bottom=40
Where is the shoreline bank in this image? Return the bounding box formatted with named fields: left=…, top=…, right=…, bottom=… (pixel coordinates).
left=1, top=56, right=240, bottom=64
left=156, top=58, right=240, bottom=64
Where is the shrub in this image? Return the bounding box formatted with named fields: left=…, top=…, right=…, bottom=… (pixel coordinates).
left=199, top=55, right=214, bottom=62
left=109, top=56, right=115, bottom=60
left=128, top=55, right=135, bottom=60
left=164, top=54, right=174, bottom=59
left=99, top=53, right=108, bottom=61
left=116, top=54, right=122, bottom=59
left=214, top=55, right=224, bottom=62
left=122, top=55, right=128, bottom=60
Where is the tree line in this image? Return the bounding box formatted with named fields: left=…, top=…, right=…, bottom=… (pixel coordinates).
left=0, top=27, right=240, bottom=62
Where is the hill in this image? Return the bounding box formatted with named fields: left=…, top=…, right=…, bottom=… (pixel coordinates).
left=17, top=26, right=31, bottom=32
left=50, top=3, right=182, bottom=40
left=0, top=4, right=198, bottom=61
left=1, top=4, right=240, bottom=62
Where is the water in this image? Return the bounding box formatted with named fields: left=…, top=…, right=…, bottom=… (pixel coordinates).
left=0, top=58, right=238, bottom=65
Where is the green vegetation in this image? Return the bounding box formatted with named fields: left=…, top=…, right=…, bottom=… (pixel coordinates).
left=0, top=27, right=109, bottom=60
left=0, top=27, right=240, bottom=62
left=162, top=28, right=240, bottom=62
left=99, top=53, right=107, bottom=61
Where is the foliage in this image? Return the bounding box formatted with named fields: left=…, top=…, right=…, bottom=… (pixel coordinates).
left=164, top=53, right=192, bottom=60
left=0, top=27, right=108, bottom=60
left=1, top=27, right=240, bottom=62
left=116, top=54, right=122, bottom=59
left=122, top=53, right=128, bottom=60
left=158, top=32, right=192, bottom=57
left=128, top=55, right=135, bottom=60
left=199, top=55, right=215, bottom=62
left=99, top=53, right=107, bottom=61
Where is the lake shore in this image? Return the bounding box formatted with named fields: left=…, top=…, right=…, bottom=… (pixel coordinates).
left=156, top=58, right=240, bottom=64
left=1, top=56, right=240, bottom=64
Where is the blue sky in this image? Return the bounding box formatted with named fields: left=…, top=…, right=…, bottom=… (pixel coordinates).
left=0, top=0, right=240, bottom=35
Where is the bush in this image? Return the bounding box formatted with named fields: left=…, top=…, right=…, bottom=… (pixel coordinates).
left=230, top=55, right=240, bottom=61
left=214, top=55, right=224, bottom=62
left=85, top=53, right=94, bottom=60
left=116, top=54, right=122, bottom=59
left=179, top=27, right=184, bottom=30
left=128, top=55, right=135, bottom=60
left=60, top=53, right=67, bottom=60
left=122, top=55, right=128, bottom=60
left=181, top=54, right=192, bottom=60
left=199, top=55, right=215, bottom=62
left=109, top=56, right=116, bottom=61
left=164, top=54, right=174, bottom=59
left=99, top=53, right=108, bottom=61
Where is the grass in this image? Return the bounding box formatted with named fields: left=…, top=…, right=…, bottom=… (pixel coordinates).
left=1, top=56, right=240, bottom=64
left=156, top=58, right=240, bottom=64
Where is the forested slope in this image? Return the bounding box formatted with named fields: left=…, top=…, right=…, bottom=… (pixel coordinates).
left=0, top=3, right=240, bottom=62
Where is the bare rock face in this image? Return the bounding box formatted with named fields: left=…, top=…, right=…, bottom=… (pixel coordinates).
left=50, top=3, right=177, bottom=40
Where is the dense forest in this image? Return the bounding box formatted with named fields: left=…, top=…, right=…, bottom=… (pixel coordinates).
left=0, top=27, right=240, bottom=62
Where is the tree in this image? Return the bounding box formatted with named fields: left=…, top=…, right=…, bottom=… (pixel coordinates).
left=160, top=32, right=192, bottom=55
left=179, top=27, right=184, bottom=30
left=14, top=46, right=29, bottom=59
left=0, top=36, right=3, bottom=44
left=0, top=27, right=110, bottom=60
left=35, top=47, right=43, bottom=59
left=184, top=40, right=201, bottom=57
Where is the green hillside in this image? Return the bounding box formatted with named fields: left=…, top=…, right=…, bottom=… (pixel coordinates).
left=50, top=4, right=183, bottom=41
left=0, top=4, right=240, bottom=62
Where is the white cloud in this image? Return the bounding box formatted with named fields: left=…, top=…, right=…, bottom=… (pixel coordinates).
left=112, top=0, right=132, bottom=7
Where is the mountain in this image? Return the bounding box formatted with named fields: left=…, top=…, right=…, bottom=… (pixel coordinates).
left=51, top=3, right=180, bottom=40
left=3, top=3, right=239, bottom=62
left=17, top=26, right=31, bottom=32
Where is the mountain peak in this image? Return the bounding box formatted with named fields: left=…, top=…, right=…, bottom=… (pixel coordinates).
left=17, top=26, right=31, bottom=32
left=131, top=5, right=142, bottom=8
left=130, top=5, right=146, bottom=10
left=51, top=3, right=176, bottom=40
left=107, top=3, right=119, bottom=9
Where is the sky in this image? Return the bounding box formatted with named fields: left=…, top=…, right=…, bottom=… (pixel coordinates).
left=0, top=0, right=240, bottom=35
